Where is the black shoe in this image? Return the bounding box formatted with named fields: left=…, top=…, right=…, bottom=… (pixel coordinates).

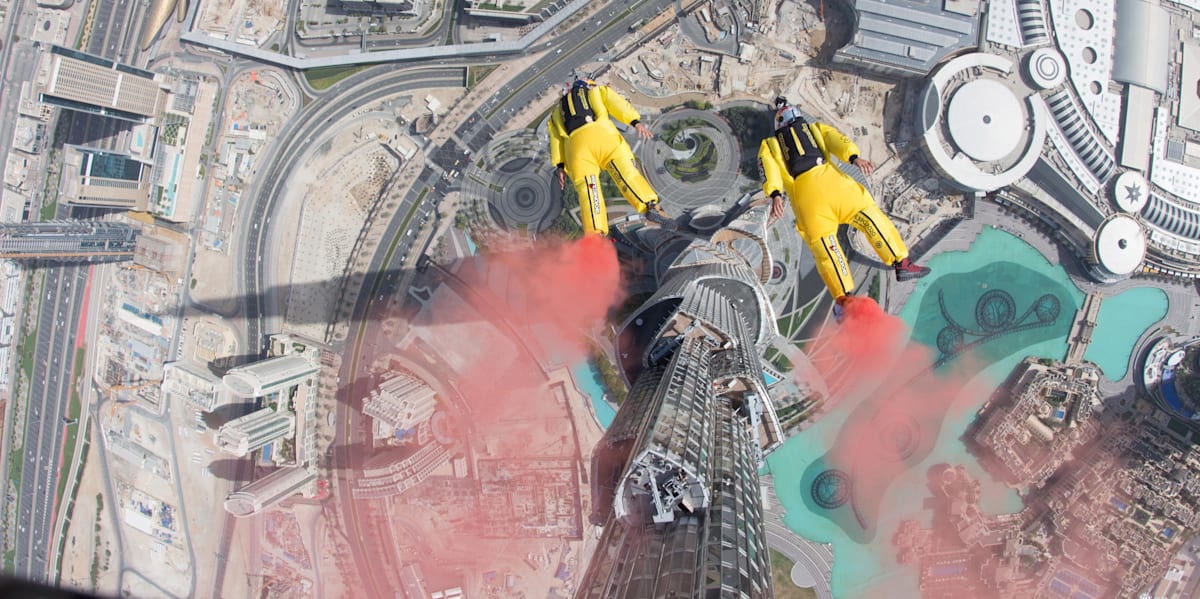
left=894, top=258, right=931, bottom=282
left=643, top=202, right=677, bottom=230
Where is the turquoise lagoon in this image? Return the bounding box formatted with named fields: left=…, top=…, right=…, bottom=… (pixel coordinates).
left=1082, top=286, right=1168, bottom=381
left=572, top=361, right=616, bottom=430
left=765, top=227, right=1168, bottom=597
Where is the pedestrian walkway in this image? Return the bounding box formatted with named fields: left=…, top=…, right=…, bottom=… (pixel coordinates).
left=761, top=475, right=834, bottom=599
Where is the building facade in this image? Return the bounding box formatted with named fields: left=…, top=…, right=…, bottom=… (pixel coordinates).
left=222, top=353, right=320, bottom=398
left=578, top=203, right=782, bottom=598
left=36, top=45, right=170, bottom=122
left=216, top=407, right=295, bottom=456
left=223, top=466, right=318, bottom=517
left=0, top=220, right=138, bottom=262
left=61, top=146, right=151, bottom=209
left=362, top=371, right=438, bottom=435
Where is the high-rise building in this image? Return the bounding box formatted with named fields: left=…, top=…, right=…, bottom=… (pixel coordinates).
left=161, top=361, right=227, bottom=412
left=578, top=202, right=783, bottom=598
left=222, top=354, right=319, bottom=398
left=60, top=146, right=150, bottom=209
left=35, top=45, right=170, bottom=122
left=223, top=466, right=317, bottom=517
left=216, top=407, right=295, bottom=456
left=0, top=220, right=138, bottom=262
left=362, top=372, right=437, bottom=435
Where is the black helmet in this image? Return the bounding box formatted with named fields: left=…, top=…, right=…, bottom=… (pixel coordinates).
left=774, top=96, right=789, bottom=109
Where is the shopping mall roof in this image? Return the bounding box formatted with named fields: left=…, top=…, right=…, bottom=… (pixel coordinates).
left=1094, top=214, right=1147, bottom=276
left=946, top=79, right=1023, bottom=163
left=1112, top=0, right=1170, bottom=94
left=1179, top=42, right=1200, bottom=133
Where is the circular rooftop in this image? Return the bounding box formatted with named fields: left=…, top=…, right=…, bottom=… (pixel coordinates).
left=1027, top=49, right=1067, bottom=89
left=1113, top=171, right=1149, bottom=213
left=947, top=79, right=1024, bottom=163
left=223, top=494, right=259, bottom=517
left=222, top=373, right=259, bottom=397
left=1094, top=214, right=1146, bottom=276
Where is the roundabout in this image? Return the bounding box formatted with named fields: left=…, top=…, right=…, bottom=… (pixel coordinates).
left=462, top=130, right=563, bottom=234
left=639, top=108, right=741, bottom=211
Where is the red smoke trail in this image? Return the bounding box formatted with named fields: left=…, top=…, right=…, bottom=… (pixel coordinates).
left=791, top=297, right=988, bottom=584
left=351, top=234, right=624, bottom=585
left=433, top=234, right=624, bottom=421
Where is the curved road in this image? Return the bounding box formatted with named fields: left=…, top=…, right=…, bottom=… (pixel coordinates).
left=204, top=66, right=463, bottom=599
left=762, top=477, right=835, bottom=599
left=237, top=66, right=467, bottom=352
left=229, top=2, right=749, bottom=597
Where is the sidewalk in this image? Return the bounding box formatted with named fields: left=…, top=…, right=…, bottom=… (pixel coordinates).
left=47, top=264, right=102, bottom=580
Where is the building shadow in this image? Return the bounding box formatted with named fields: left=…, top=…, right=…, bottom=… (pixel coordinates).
left=206, top=458, right=257, bottom=483
left=200, top=400, right=261, bottom=429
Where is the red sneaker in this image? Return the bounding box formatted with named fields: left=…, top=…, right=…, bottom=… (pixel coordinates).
left=894, top=258, right=931, bottom=282
left=833, top=295, right=852, bottom=323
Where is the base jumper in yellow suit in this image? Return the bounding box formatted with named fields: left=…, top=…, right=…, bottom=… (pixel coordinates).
left=759, top=99, right=930, bottom=309
left=548, top=78, right=668, bottom=236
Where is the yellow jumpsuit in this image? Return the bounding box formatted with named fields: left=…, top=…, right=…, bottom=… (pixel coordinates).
left=548, top=85, right=658, bottom=236
left=760, top=121, right=909, bottom=299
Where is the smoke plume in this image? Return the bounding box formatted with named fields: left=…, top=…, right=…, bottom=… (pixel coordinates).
left=346, top=234, right=624, bottom=589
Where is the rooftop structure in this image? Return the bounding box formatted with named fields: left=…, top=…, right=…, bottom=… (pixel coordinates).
left=0, top=220, right=138, bottom=262
left=362, top=372, right=437, bottom=433
left=352, top=443, right=452, bottom=499
left=832, top=0, right=980, bottom=77
left=161, top=361, right=227, bottom=412
left=918, top=53, right=1048, bottom=193
left=579, top=203, right=783, bottom=597
left=132, top=233, right=187, bottom=277
left=946, top=79, right=1024, bottom=163
left=35, top=45, right=169, bottom=122
left=223, top=466, right=317, bottom=517
left=971, top=359, right=1102, bottom=488
left=1026, top=49, right=1067, bottom=90
left=60, top=146, right=150, bottom=210
left=11, top=116, right=45, bottom=154
left=1180, top=42, right=1200, bottom=133
left=1091, top=214, right=1147, bottom=281
left=463, top=0, right=539, bottom=23
left=338, top=0, right=415, bottom=13
left=1112, top=0, right=1170, bottom=95
left=222, top=354, right=319, bottom=398
left=216, top=407, right=295, bottom=456
left=1112, top=171, right=1149, bottom=213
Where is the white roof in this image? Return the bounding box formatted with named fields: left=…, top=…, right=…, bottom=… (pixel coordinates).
left=947, top=79, right=1023, bottom=162
left=1027, top=48, right=1066, bottom=90
left=1113, top=171, right=1149, bottom=212
left=1094, top=214, right=1146, bottom=275
left=1180, top=42, right=1200, bottom=133
left=1119, top=85, right=1155, bottom=172
left=921, top=53, right=1048, bottom=192
left=1112, top=0, right=1170, bottom=94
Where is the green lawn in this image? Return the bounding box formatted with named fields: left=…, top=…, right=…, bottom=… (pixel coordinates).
left=770, top=549, right=819, bottom=599
left=467, top=64, right=499, bottom=89
left=55, top=347, right=87, bottom=508
left=304, top=65, right=370, bottom=91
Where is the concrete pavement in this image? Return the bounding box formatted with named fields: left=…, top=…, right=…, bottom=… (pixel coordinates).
left=761, top=475, right=835, bottom=599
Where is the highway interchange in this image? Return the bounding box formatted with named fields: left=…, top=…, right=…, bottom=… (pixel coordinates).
left=235, top=0, right=684, bottom=593
left=0, top=0, right=149, bottom=581
left=0, top=0, right=834, bottom=593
